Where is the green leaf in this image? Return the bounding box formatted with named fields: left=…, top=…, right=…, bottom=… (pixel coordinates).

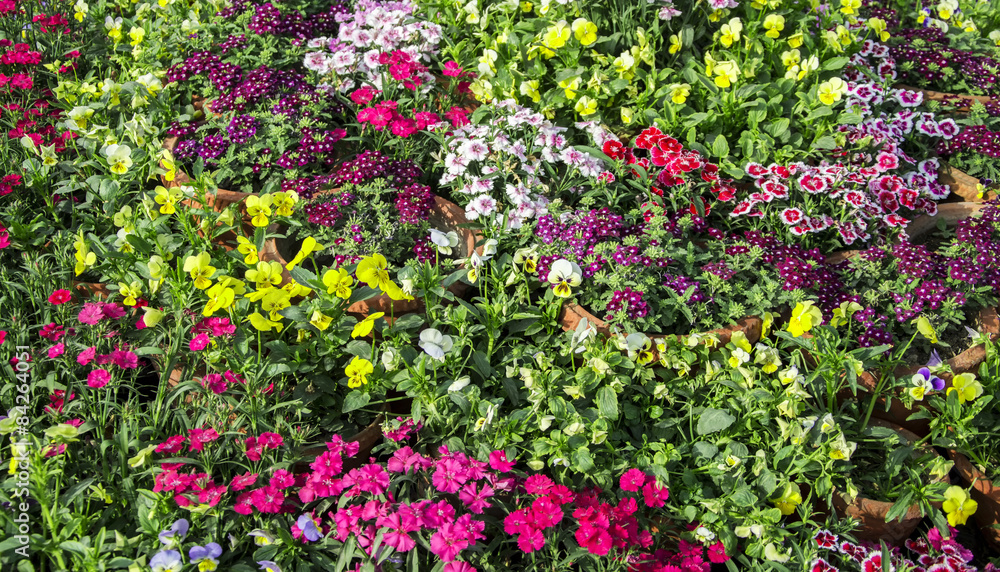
left=571, top=447, right=595, bottom=472
left=821, top=56, right=850, bottom=71
left=765, top=118, right=790, bottom=138
left=813, top=135, right=837, bottom=150
left=711, top=135, right=730, bottom=159
left=692, top=441, right=718, bottom=459
left=342, top=391, right=371, bottom=413
left=697, top=408, right=735, bottom=435
left=595, top=386, right=619, bottom=420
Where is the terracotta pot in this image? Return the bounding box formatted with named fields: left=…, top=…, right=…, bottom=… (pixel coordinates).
left=948, top=450, right=1000, bottom=550
left=832, top=419, right=944, bottom=546
left=260, top=193, right=480, bottom=318
left=71, top=281, right=111, bottom=300
left=895, top=84, right=993, bottom=112
left=558, top=302, right=763, bottom=347
left=907, top=202, right=986, bottom=241
left=938, top=163, right=996, bottom=203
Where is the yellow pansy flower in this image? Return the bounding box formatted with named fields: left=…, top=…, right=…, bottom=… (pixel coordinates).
left=128, top=26, right=144, bottom=46
left=668, top=83, right=691, bottom=104
left=519, top=80, right=541, bottom=103
left=245, top=261, right=283, bottom=290
left=321, top=270, right=354, bottom=300
left=763, top=14, right=784, bottom=38
left=942, top=486, right=977, bottom=526
left=286, top=237, right=318, bottom=270
left=154, top=186, right=183, bottom=215
left=282, top=279, right=312, bottom=298
left=271, top=190, right=298, bottom=217
left=260, top=288, right=291, bottom=321
left=840, top=0, right=861, bottom=15
left=668, top=34, right=682, bottom=54
left=345, top=357, right=374, bottom=389
left=574, top=96, right=598, bottom=116
left=357, top=254, right=391, bottom=291
left=542, top=20, right=571, bottom=49
left=382, top=281, right=413, bottom=302
left=351, top=312, right=384, bottom=339
left=118, top=281, right=142, bottom=306
left=309, top=311, right=333, bottom=331
left=817, top=77, right=848, bottom=105
left=719, top=18, right=742, bottom=48
left=236, top=236, right=259, bottom=265
left=323, top=268, right=353, bottom=299
left=771, top=483, right=802, bottom=516
left=245, top=194, right=273, bottom=227
left=787, top=31, right=804, bottom=49
left=781, top=49, right=801, bottom=69
left=868, top=17, right=890, bottom=41
left=183, top=252, right=216, bottom=290
left=786, top=301, right=822, bottom=337
left=713, top=60, right=740, bottom=88
left=572, top=18, right=597, bottom=46
left=559, top=76, right=582, bottom=99
left=203, top=281, right=236, bottom=316
left=948, top=373, right=984, bottom=404
left=248, top=312, right=283, bottom=332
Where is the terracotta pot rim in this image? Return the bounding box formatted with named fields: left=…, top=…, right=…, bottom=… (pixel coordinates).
left=948, top=449, right=999, bottom=497
left=558, top=301, right=763, bottom=346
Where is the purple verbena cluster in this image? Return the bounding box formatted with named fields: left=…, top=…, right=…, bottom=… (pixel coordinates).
left=937, top=125, right=1000, bottom=158
left=395, top=183, right=434, bottom=225
left=534, top=208, right=630, bottom=259
left=887, top=27, right=1000, bottom=96
left=304, top=190, right=353, bottom=226
left=662, top=274, right=709, bottom=304
left=216, top=0, right=346, bottom=39
left=605, top=288, right=649, bottom=321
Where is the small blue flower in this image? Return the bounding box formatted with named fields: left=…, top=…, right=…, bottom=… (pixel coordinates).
left=149, top=550, right=182, bottom=572
left=189, top=542, right=222, bottom=571
left=158, top=519, right=189, bottom=548
left=915, top=366, right=945, bottom=392
left=296, top=514, right=321, bottom=542
left=258, top=561, right=283, bottom=572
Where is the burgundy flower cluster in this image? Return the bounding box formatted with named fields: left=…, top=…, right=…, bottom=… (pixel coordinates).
left=937, top=124, right=1000, bottom=159
left=216, top=0, right=346, bottom=39
left=888, top=26, right=1000, bottom=96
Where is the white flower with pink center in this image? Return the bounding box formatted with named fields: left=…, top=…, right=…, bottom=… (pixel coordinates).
left=780, top=208, right=804, bottom=225
left=465, top=195, right=497, bottom=220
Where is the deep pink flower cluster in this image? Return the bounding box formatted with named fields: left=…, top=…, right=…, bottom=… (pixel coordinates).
left=383, top=416, right=423, bottom=442
left=356, top=100, right=443, bottom=137
left=77, top=301, right=126, bottom=325
left=199, top=370, right=246, bottom=394
left=245, top=432, right=284, bottom=461
left=191, top=316, right=237, bottom=338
